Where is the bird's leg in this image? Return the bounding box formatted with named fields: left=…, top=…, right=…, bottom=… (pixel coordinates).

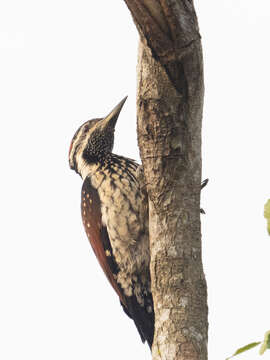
left=136, top=166, right=148, bottom=196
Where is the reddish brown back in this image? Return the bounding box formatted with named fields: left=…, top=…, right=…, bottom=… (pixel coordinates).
left=81, top=178, right=127, bottom=307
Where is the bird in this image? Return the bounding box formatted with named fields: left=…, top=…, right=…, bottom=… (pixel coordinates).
left=69, top=97, right=154, bottom=348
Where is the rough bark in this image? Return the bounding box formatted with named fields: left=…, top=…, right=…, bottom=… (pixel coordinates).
left=123, top=1, right=208, bottom=359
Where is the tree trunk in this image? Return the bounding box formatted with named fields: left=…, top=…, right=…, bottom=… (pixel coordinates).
left=123, top=1, right=208, bottom=359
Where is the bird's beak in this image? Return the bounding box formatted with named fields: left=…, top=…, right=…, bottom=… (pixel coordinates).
left=102, top=96, right=128, bottom=129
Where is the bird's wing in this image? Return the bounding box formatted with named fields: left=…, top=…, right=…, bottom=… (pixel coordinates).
left=81, top=177, right=154, bottom=348
left=81, top=177, right=127, bottom=307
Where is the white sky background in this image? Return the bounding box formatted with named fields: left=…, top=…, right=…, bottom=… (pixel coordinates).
left=0, top=1, right=269, bottom=359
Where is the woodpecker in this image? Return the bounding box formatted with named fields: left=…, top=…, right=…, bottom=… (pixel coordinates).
left=69, top=97, right=154, bottom=348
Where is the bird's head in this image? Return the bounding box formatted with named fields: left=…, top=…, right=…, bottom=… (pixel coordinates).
left=69, top=96, right=127, bottom=175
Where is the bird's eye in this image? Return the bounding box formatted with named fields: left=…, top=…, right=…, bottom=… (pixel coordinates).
left=83, top=125, right=89, bottom=134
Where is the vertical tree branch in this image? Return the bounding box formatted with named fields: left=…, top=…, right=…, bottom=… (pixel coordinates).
left=124, top=1, right=208, bottom=359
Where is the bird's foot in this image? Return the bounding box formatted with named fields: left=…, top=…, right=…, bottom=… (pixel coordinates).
left=200, top=178, right=209, bottom=214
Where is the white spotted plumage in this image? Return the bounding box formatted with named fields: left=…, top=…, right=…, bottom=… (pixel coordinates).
left=69, top=97, right=154, bottom=348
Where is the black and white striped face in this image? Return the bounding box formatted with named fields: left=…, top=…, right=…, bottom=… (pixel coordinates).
left=69, top=118, right=103, bottom=173
left=69, top=97, right=127, bottom=175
